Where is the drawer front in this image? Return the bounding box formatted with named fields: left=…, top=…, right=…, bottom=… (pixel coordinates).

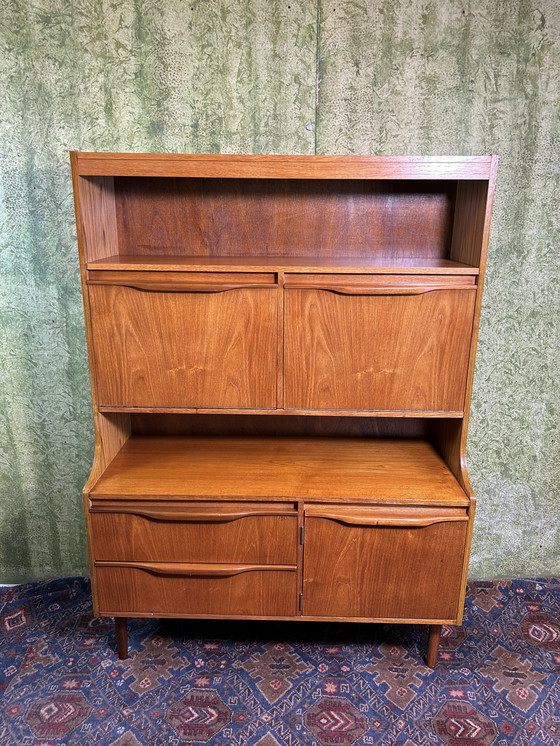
left=95, top=563, right=297, bottom=616
left=303, top=506, right=468, bottom=621
left=88, top=271, right=278, bottom=408
left=90, top=501, right=297, bottom=564
left=284, top=274, right=476, bottom=412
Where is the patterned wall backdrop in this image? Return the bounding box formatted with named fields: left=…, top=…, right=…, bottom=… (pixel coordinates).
left=0, top=0, right=558, bottom=582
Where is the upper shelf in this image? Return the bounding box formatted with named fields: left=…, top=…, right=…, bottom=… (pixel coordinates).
left=87, top=254, right=479, bottom=275
left=73, top=152, right=497, bottom=180
left=73, top=157, right=496, bottom=275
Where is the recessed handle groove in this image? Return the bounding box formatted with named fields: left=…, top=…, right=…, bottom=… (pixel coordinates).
left=286, top=284, right=476, bottom=296
left=90, top=506, right=295, bottom=522
left=307, top=511, right=468, bottom=527
left=89, top=281, right=277, bottom=293
left=95, top=561, right=296, bottom=577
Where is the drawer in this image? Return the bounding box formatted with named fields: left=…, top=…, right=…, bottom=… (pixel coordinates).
left=90, top=501, right=297, bottom=564
left=87, top=271, right=278, bottom=409
left=284, top=274, right=476, bottom=412
left=95, top=562, right=297, bottom=616
left=303, top=505, right=469, bottom=621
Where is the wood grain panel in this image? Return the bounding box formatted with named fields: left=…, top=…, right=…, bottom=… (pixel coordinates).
left=95, top=564, right=297, bottom=616
left=303, top=512, right=467, bottom=620
left=450, top=180, right=489, bottom=268
left=90, top=436, right=469, bottom=505
left=83, top=413, right=131, bottom=492
left=90, top=502, right=297, bottom=564
left=113, top=177, right=455, bottom=258
left=74, top=152, right=495, bottom=179
left=284, top=273, right=476, bottom=290
left=77, top=176, right=118, bottom=263
left=284, top=285, right=476, bottom=412
left=88, top=284, right=277, bottom=408
left=130, top=413, right=430, bottom=438
left=88, top=270, right=276, bottom=289
left=87, top=254, right=479, bottom=274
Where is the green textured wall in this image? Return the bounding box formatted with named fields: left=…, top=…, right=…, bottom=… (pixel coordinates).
left=0, top=1, right=558, bottom=583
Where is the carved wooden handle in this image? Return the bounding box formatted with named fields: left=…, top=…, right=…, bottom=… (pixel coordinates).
left=90, top=505, right=295, bottom=522
left=95, top=561, right=296, bottom=577
left=307, top=511, right=468, bottom=527
left=89, top=280, right=277, bottom=293
left=286, top=284, right=476, bottom=296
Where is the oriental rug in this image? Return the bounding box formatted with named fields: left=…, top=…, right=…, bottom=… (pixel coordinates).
left=1, top=577, right=559, bottom=745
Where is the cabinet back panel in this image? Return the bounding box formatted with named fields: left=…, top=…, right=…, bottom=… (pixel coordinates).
left=130, top=414, right=430, bottom=438
left=114, top=177, right=455, bottom=258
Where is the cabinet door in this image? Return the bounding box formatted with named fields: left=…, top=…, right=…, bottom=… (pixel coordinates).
left=284, top=274, right=476, bottom=412
left=88, top=271, right=277, bottom=408
left=303, top=505, right=468, bottom=621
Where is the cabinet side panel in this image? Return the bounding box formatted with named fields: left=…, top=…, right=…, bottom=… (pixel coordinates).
left=442, top=159, right=497, bottom=492
left=78, top=176, right=119, bottom=262
left=70, top=156, right=131, bottom=492
left=450, top=181, right=488, bottom=267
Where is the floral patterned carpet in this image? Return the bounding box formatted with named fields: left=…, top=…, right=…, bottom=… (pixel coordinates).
left=1, top=577, right=559, bottom=745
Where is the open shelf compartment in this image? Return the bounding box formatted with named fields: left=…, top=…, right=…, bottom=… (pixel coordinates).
left=76, top=167, right=490, bottom=275
left=89, top=435, right=470, bottom=507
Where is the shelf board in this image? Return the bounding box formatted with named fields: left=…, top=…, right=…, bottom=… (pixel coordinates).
left=90, top=436, right=469, bottom=506
left=87, top=254, right=479, bottom=275
left=74, top=152, right=495, bottom=179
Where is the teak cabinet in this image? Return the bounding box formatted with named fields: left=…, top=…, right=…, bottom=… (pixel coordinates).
left=71, top=152, right=497, bottom=666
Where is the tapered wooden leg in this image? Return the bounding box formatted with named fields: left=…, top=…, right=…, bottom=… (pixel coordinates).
left=426, top=624, right=442, bottom=668
left=115, top=617, right=128, bottom=660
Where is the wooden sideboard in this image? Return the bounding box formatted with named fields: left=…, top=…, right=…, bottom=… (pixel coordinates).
left=70, top=152, right=497, bottom=666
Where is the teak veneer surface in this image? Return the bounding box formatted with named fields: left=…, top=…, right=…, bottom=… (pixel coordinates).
left=303, top=516, right=467, bottom=620
left=75, top=152, right=495, bottom=180
left=284, top=284, right=476, bottom=412
left=90, top=507, right=297, bottom=565
left=90, top=436, right=469, bottom=505
left=87, top=254, right=480, bottom=274
left=95, top=564, right=297, bottom=617
left=112, top=177, right=456, bottom=258
left=88, top=283, right=277, bottom=409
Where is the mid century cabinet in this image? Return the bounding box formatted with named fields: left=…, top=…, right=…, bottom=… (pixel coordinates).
left=70, top=152, right=497, bottom=666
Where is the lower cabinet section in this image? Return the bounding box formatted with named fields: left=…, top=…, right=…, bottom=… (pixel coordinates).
left=90, top=500, right=470, bottom=624
left=95, top=562, right=298, bottom=617
left=302, top=505, right=468, bottom=621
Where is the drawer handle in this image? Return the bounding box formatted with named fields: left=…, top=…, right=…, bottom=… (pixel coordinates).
left=286, top=284, right=476, bottom=296
left=95, top=561, right=296, bottom=577
left=90, top=506, right=294, bottom=522
left=89, top=280, right=277, bottom=293
left=307, top=511, right=468, bottom=527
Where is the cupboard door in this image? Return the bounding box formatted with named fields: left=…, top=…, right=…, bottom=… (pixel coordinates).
left=284, top=274, right=476, bottom=412
left=303, top=506, right=468, bottom=621
left=88, top=271, right=277, bottom=408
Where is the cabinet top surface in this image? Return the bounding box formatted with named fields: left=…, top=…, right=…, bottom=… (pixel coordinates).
left=72, top=152, right=497, bottom=180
